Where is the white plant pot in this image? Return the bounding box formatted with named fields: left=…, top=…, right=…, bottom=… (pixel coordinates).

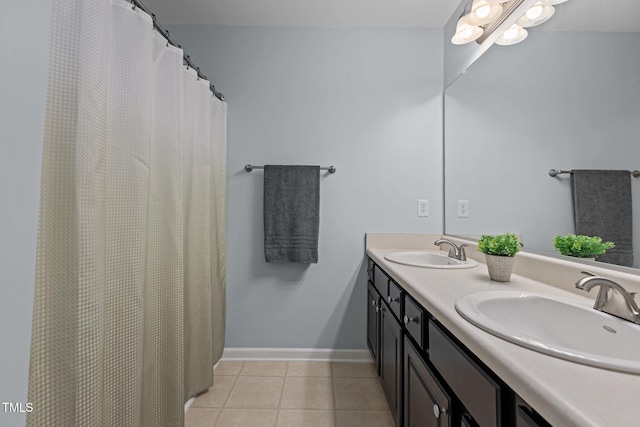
left=485, top=254, right=516, bottom=282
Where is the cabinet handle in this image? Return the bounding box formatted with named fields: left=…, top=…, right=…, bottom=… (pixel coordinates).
left=403, top=316, right=413, bottom=325
left=387, top=295, right=398, bottom=304
left=371, top=300, right=377, bottom=307
left=433, top=404, right=441, bottom=419
left=433, top=403, right=447, bottom=418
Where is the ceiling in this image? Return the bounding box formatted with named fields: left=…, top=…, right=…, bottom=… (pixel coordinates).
left=142, top=0, right=640, bottom=32
left=140, top=0, right=458, bottom=28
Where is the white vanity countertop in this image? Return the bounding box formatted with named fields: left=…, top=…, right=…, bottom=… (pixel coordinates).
left=367, top=247, right=640, bottom=427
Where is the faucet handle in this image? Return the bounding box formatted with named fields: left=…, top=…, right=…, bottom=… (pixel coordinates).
left=459, top=244, right=468, bottom=261
left=576, top=271, right=599, bottom=288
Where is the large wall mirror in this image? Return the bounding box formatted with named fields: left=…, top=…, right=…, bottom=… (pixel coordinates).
left=444, top=0, right=640, bottom=269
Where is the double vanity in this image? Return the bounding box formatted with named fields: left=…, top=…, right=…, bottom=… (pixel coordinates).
left=365, top=233, right=640, bottom=427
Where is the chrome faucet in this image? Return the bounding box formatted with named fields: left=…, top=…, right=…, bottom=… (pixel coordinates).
left=575, top=271, right=640, bottom=324
left=434, top=239, right=467, bottom=261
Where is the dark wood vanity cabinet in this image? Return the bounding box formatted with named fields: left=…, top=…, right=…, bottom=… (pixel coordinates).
left=367, top=282, right=381, bottom=371
left=368, top=264, right=403, bottom=426
left=380, top=302, right=403, bottom=426
left=404, top=336, right=451, bottom=427
left=429, top=319, right=504, bottom=427
left=403, top=294, right=426, bottom=350
left=367, top=258, right=552, bottom=427
left=515, top=397, right=552, bottom=427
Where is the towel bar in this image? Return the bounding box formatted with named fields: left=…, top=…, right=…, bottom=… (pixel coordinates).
left=245, top=164, right=336, bottom=173
left=549, top=169, right=640, bottom=178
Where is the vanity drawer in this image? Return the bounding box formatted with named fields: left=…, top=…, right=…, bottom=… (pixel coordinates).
left=429, top=320, right=501, bottom=427
left=367, top=258, right=374, bottom=282
left=373, top=265, right=389, bottom=298
left=387, top=279, right=402, bottom=320
left=403, top=295, right=425, bottom=349
left=515, top=396, right=551, bottom=427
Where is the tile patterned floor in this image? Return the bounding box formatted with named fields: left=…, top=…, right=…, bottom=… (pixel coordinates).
left=185, top=361, right=394, bottom=427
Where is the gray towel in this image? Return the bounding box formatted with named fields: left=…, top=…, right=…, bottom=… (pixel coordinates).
left=264, top=165, right=320, bottom=263
left=571, top=170, right=633, bottom=267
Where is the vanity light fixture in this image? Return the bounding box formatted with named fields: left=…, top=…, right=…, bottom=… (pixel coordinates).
left=495, top=24, right=528, bottom=45
left=517, top=1, right=555, bottom=27
left=451, top=15, right=484, bottom=45
left=452, top=0, right=569, bottom=46
left=466, top=0, right=504, bottom=26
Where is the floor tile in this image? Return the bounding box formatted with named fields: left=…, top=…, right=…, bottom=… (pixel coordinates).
left=185, top=407, right=220, bottom=427
left=280, top=377, right=334, bottom=410
left=215, top=409, right=278, bottom=427
left=331, top=362, right=377, bottom=378
left=240, top=361, right=288, bottom=377
left=192, top=376, right=237, bottom=408
left=335, top=410, right=395, bottom=427
left=277, top=409, right=336, bottom=427
left=215, top=361, right=244, bottom=376
left=333, top=378, right=389, bottom=410
left=225, top=376, right=285, bottom=409
left=287, top=361, right=332, bottom=377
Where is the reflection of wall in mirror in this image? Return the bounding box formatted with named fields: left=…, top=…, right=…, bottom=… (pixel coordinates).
left=444, top=31, right=640, bottom=268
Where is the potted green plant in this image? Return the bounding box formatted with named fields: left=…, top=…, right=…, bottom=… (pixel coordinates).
left=553, top=234, right=615, bottom=260
left=477, top=233, right=520, bottom=282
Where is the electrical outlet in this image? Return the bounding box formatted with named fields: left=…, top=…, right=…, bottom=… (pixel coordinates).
left=417, top=199, right=429, bottom=217
left=458, top=200, right=469, bottom=218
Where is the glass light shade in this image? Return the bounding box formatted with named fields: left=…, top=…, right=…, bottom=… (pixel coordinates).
left=451, top=15, right=484, bottom=45
left=517, top=2, right=555, bottom=27
left=467, top=0, right=504, bottom=26
left=541, top=0, right=568, bottom=4
left=495, top=24, right=528, bottom=45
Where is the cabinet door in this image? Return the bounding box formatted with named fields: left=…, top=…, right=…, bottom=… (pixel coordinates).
left=367, top=282, right=380, bottom=371
left=404, top=337, right=450, bottom=427
left=380, top=303, right=403, bottom=427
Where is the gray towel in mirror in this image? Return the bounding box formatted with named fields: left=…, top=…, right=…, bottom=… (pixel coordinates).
left=264, top=165, right=320, bottom=263
left=572, top=169, right=633, bottom=267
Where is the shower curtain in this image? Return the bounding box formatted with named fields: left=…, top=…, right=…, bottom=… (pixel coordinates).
left=27, top=0, right=226, bottom=426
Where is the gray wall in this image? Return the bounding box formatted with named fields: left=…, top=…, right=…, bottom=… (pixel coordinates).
left=168, top=26, right=444, bottom=348
left=0, top=1, right=52, bottom=426
left=445, top=31, right=640, bottom=267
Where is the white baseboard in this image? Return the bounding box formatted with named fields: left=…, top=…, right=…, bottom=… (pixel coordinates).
left=221, top=347, right=372, bottom=362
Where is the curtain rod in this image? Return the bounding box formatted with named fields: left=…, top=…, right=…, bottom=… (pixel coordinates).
left=129, top=0, right=225, bottom=101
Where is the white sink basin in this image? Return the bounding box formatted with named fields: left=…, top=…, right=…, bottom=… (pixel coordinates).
left=384, top=251, right=477, bottom=269
left=455, top=290, right=640, bottom=373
